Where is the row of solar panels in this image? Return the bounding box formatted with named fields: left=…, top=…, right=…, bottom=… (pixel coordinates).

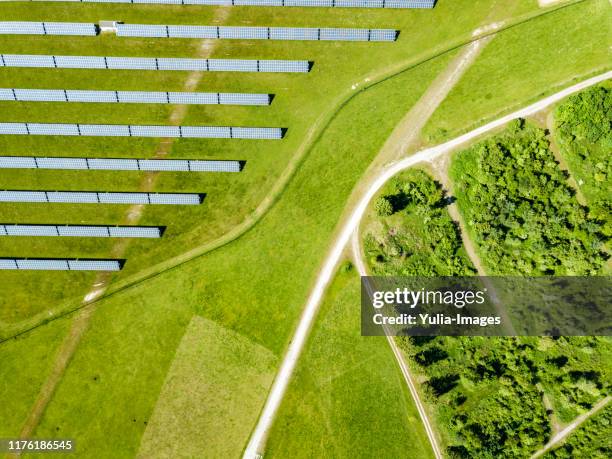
left=0, top=258, right=123, bottom=271
left=116, top=24, right=398, bottom=42
left=25, top=0, right=435, bottom=8
left=0, top=156, right=243, bottom=172
left=0, top=224, right=163, bottom=238
left=0, top=123, right=284, bottom=139
left=0, top=191, right=204, bottom=205
left=0, top=22, right=398, bottom=42
left=0, top=88, right=272, bottom=106
left=0, top=54, right=312, bottom=73
left=0, top=22, right=97, bottom=36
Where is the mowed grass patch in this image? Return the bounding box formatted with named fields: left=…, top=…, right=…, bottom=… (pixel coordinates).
left=0, top=0, right=532, bottom=325
left=266, top=266, right=434, bottom=459
left=422, top=0, right=612, bottom=143
left=137, top=316, right=277, bottom=459
left=0, top=315, right=71, bottom=438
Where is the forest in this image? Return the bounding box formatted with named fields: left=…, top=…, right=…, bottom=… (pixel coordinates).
left=449, top=120, right=608, bottom=275
left=554, top=84, right=611, bottom=232
left=364, top=169, right=475, bottom=277
left=544, top=403, right=611, bottom=458
left=397, top=335, right=611, bottom=458
left=364, top=95, right=611, bottom=457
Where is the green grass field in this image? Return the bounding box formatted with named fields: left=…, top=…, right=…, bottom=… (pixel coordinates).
left=0, top=49, right=455, bottom=459
left=0, top=315, right=71, bottom=438
left=0, top=0, right=527, bottom=325
left=265, top=265, right=434, bottom=458
left=422, top=0, right=612, bottom=143
left=0, top=1, right=610, bottom=457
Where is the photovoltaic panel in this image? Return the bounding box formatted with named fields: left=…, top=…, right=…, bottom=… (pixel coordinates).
left=68, top=260, right=122, bottom=271
left=117, top=24, right=397, bottom=42
left=0, top=224, right=162, bottom=238
left=0, top=22, right=97, bottom=36
left=0, top=54, right=310, bottom=73
left=25, top=0, right=434, bottom=6
left=0, top=123, right=281, bottom=139
left=0, top=258, right=123, bottom=271
left=0, top=156, right=242, bottom=172
left=0, top=191, right=204, bottom=205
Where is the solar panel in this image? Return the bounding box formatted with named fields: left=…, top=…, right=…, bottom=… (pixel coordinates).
left=0, top=191, right=204, bottom=205
left=67, top=260, right=123, bottom=271
left=27, top=0, right=435, bottom=6
left=0, top=258, right=122, bottom=271
left=17, top=259, right=70, bottom=270
left=116, top=24, right=398, bottom=42
left=0, top=156, right=242, bottom=172
left=0, top=54, right=310, bottom=73
left=0, top=224, right=162, bottom=238
left=0, top=123, right=282, bottom=139
left=0, top=22, right=97, bottom=36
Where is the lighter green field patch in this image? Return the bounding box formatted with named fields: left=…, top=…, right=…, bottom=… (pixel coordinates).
left=137, top=316, right=277, bottom=459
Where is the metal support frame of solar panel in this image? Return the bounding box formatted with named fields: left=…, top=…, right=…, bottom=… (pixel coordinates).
left=0, top=224, right=163, bottom=238
left=0, top=156, right=242, bottom=172
left=0, top=258, right=123, bottom=271
left=117, top=24, right=398, bottom=42
left=0, top=191, right=205, bottom=205
left=0, top=123, right=284, bottom=139
left=0, top=89, right=271, bottom=106
left=25, top=0, right=436, bottom=8
left=0, top=54, right=311, bottom=73
left=0, top=22, right=97, bottom=36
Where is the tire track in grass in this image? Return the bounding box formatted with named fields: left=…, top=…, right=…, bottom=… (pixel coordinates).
left=12, top=7, right=233, bottom=448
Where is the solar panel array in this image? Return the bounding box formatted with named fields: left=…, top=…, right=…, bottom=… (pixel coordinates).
left=26, top=0, right=435, bottom=7
left=0, top=123, right=284, bottom=139
left=117, top=24, right=398, bottom=42
left=0, top=156, right=242, bottom=172
left=0, top=88, right=272, bottom=106
left=0, top=21, right=97, bottom=36
left=0, top=191, right=205, bottom=205
left=0, top=224, right=163, bottom=238
left=0, top=258, right=123, bottom=271
left=0, top=54, right=311, bottom=73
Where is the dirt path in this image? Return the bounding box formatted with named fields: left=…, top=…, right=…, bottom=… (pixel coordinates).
left=243, top=27, right=498, bottom=459
left=530, top=396, right=611, bottom=458
left=372, top=26, right=499, bottom=167
left=351, top=232, right=443, bottom=459
left=13, top=8, right=233, bottom=446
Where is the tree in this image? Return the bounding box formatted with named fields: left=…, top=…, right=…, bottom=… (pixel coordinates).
left=375, top=196, right=394, bottom=216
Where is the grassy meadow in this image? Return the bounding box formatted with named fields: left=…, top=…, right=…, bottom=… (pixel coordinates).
left=422, top=0, right=612, bottom=143
left=0, top=1, right=610, bottom=457
left=0, top=0, right=525, bottom=325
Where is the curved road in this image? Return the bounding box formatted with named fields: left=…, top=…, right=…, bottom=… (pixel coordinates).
left=243, top=70, right=612, bottom=459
